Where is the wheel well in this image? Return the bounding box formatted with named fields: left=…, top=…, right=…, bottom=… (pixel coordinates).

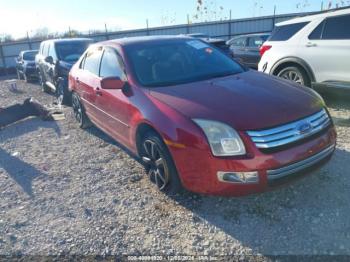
left=272, top=60, right=314, bottom=84
left=135, top=123, right=162, bottom=156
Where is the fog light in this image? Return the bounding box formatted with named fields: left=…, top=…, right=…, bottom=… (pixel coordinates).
left=217, top=171, right=259, bottom=184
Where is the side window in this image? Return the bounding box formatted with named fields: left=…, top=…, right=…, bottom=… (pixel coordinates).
left=308, top=20, right=325, bottom=40
left=248, top=36, right=264, bottom=47
left=322, top=15, right=350, bottom=40
left=99, top=48, right=125, bottom=79
left=43, top=43, right=49, bottom=57
left=230, top=37, right=246, bottom=47
left=41, top=43, right=46, bottom=55
left=48, top=43, right=57, bottom=59
left=83, top=48, right=103, bottom=76
left=269, top=22, right=309, bottom=41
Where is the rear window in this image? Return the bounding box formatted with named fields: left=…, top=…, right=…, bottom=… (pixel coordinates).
left=269, top=22, right=309, bottom=41
left=322, top=15, right=350, bottom=40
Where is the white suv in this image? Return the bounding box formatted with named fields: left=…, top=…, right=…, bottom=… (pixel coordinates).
left=258, top=8, right=350, bottom=89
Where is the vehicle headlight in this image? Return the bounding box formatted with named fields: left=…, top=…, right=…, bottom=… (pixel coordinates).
left=193, top=119, right=246, bottom=156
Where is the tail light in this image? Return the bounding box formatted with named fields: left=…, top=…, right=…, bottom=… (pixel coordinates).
left=259, top=45, right=272, bottom=57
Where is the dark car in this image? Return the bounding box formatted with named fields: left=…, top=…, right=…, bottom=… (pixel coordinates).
left=36, top=38, right=93, bottom=105
left=187, top=33, right=231, bottom=56
left=68, top=36, right=336, bottom=196
left=16, top=50, right=38, bottom=82
left=227, top=33, right=270, bottom=69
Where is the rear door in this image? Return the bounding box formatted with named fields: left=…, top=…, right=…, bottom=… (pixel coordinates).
left=229, top=36, right=247, bottom=63
left=245, top=36, right=265, bottom=68
left=77, top=47, right=103, bottom=123
left=299, top=14, right=350, bottom=83
left=95, top=47, right=131, bottom=145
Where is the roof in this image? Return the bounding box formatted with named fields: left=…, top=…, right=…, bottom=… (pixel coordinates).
left=41, top=38, right=93, bottom=44
left=97, top=35, right=194, bottom=47
left=230, top=33, right=271, bottom=39
left=277, top=7, right=350, bottom=26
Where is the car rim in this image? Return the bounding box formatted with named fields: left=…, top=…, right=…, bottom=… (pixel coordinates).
left=142, top=140, right=169, bottom=190
left=278, top=70, right=304, bottom=85
left=57, top=82, right=64, bottom=105
left=72, top=95, right=82, bottom=124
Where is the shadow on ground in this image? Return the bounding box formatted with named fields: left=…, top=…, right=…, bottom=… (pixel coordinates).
left=0, top=117, right=61, bottom=197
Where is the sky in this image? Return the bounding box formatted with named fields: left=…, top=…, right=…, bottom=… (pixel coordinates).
left=0, top=0, right=348, bottom=39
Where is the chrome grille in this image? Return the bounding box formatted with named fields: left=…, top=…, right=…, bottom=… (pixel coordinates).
left=247, top=109, right=331, bottom=149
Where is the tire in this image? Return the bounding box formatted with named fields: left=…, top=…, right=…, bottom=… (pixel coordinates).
left=277, top=66, right=311, bottom=87
left=72, top=92, right=92, bottom=129
left=140, top=132, right=183, bottom=195
left=16, top=70, right=22, bottom=80
left=39, top=71, right=50, bottom=93
left=56, top=79, right=71, bottom=106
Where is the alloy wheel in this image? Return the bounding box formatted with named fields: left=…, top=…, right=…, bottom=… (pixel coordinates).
left=72, top=95, right=82, bottom=124
left=142, top=139, right=169, bottom=190
left=278, top=69, right=304, bottom=85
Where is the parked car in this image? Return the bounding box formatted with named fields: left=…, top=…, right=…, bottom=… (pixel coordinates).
left=259, top=8, right=350, bottom=88
left=36, top=38, right=93, bottom=105
left=69, top=36, right=336, bottom=196
left=187, top=33, right=231, bottom=56
left=16, top=50, right=38, bottom=82
left=227, top=33, right=270, bottom=69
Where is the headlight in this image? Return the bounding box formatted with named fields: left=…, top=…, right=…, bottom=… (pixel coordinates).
left=193, top=119, right=246, bottom=156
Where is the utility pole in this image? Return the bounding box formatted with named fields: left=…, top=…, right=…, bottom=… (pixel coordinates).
left=69, top=26, right=72, bottom=38
left=146, top=19, right=149, bottom=35
left=186, top=14, right=190, bottom=34
left=321, top=1, right=324, bottom=10
left=105, top=23, right=109, bottom=40
left=26, top=31, right=32, bottom=50
left=272, top=5, right=277, bottom=29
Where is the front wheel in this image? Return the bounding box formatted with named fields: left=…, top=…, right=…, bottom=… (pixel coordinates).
left=72, top=92, right=91, bottom=129
left=39, top=71, right=50, bottom=93
left=16, top=70, right=22, bottom=80
left=140, top=132, right=183, bottom=195
left=277, top=66, right=311, bottom=87
left=56, top=79, right=71, bottom=106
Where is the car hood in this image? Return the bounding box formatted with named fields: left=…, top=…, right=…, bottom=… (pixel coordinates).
left=149, top=71, right=325, bottom=130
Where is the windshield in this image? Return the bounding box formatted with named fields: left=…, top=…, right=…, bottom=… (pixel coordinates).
left=23, top=51, right=37, bottom=61
left=126, top=40, right=244, bottom=87
left=55, top=41, right=91, bottom=62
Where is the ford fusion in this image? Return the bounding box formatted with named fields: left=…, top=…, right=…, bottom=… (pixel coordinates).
left=69, top=36, right=336, bottom=196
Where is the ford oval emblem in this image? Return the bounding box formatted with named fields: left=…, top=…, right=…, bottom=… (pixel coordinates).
left=298, top=122, right=312, bottom=134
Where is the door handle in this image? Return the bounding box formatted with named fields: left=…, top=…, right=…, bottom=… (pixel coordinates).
left=306, top=42, right=317, bottom=47
left=76, top=77, right=80, bottom=84
left=95, top=87, right=102, bottom=96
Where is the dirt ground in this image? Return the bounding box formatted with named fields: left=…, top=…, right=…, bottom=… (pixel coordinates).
left=0, top=77, right=350, bottom=259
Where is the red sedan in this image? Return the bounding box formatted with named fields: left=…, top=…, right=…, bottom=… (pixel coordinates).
left=68, top=36, right=336, bottom=196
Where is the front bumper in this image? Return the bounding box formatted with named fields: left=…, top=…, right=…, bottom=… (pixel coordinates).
left=170, top=125, right=337, bottom=196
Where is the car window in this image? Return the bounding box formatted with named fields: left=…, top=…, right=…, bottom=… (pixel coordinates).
left=269, top=22, right=309, bottom=41
left=322, top=15, right=350, bottom=40
left=248, top=36, right=264, bottom=47
left=83, top=48, right=103, bottom=76
left=23, top=51, right=37, bottom=61
left=99, top=48, right=125, bottom=79
left=126, top=40, right=244, bottom=87
left=42, top=43, right=49, bottom=56
left=48, top=44, right=57, bottom=59
left=230, top=37, right=246, bottom=47
left=308, top=20, right=325, bottom=40
left=55, top=41, right=92, bottom=62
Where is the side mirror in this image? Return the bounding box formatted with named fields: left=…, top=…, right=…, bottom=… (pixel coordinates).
left=45, top=56, right=54, bottom=64
left=101, top=77, right=126, bottom=90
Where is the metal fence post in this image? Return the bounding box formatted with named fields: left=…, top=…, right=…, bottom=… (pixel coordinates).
left=26, top=32, right=32, bottom=50
left=0, top=43, right=7, bottom=75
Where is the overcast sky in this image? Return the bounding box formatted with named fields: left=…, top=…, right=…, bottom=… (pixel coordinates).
left=0, top=0, right=348, bottom=39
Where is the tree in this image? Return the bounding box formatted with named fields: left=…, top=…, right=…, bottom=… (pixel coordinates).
left=192, top=0, right=227, bottom=23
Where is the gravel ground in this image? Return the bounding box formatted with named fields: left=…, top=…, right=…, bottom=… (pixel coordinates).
left=0, top=78, right=349, bottom=259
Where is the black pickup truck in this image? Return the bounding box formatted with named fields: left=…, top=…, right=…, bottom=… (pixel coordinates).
left=36, top=38, right=93, bottom=105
